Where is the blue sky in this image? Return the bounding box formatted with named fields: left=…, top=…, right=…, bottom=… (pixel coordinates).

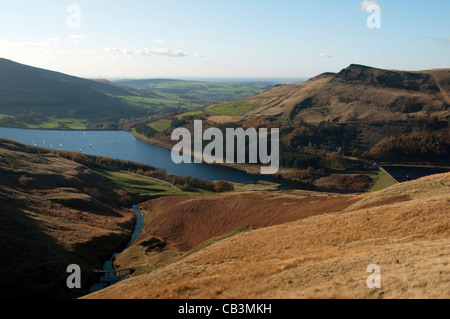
left=0, top=0, right=448, bottom=79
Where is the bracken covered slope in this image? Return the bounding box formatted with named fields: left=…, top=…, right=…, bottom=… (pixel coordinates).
left=208, top=64, right=450, bottom=123
left=85, top=172, right=450, bottom=299
left=0, top=139, right=136, bottom=298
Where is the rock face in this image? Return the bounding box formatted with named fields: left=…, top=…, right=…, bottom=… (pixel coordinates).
left=0, top=139, right=136, bottom=298
left=334, top=64, right=440, bottom=92
left=210, top=64, right=450, bottom=123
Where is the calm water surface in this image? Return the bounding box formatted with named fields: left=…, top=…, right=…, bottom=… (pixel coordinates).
left=0, top=127, right=292, bottom=189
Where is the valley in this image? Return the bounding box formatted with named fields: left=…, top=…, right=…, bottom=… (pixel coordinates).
left=1, top=0, right=450, bottom=306
left=85, top=172, right=450, bottom=299
left=0, top=58, right=275, bottom=130
left=0, top=61, right=448, bottom=300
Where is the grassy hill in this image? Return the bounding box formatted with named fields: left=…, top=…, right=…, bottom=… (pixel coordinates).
left=0, top=59, right=275, bottom=129
left=84, top=172, right=450, bottom=299
left=0, top=137, right=227, bottom=298
left=0, top=58, right=144, bottom=123
left=204, top=64, right=450, bottom=123
left=136, top=64, right=449, bottom=175
left=0, top=138, right=139, bottom=298
left=115, top=79, right=275, bottom=115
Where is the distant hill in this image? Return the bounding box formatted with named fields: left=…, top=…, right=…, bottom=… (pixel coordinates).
left=0, top=59, right=276, bottom=128
left=115, top=78, right=275, bottom=110
left=206, top=64, right=450, bottom=123
left=0, top=58, right=143, bottom=120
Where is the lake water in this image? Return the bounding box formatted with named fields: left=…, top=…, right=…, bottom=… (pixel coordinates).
left=382, top=165, right=449, bottom=183
left=0, top=127, right=292, bottom=189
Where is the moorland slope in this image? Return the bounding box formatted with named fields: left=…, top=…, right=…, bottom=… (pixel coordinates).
left=85, top=172, right=450, bottom=299
left=0, top=139, right=138, bottom=298
left=207, top=64, right=450, bottom=123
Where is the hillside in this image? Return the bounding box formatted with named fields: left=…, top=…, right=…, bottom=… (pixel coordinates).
left=0, top=138, right=138, bottom=298
left=0, top=58, right=276, bottom=129
left=205, top=64, right=450, bottom=123
left=109, top=191, right=359, bottom=276
left=115, top=79, right=274, bottom=113
left=0, top=58, right=144, bottom=122
left=85, top=172, right=450, bottom=299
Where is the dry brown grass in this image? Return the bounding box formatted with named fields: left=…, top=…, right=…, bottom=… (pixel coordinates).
left=112, top=190, right=359, bottom=276
left=0, top=139, right=136, bottom=298
left=206, top=115, right=245, bottom=124
left=85, top=173, right=450, bottom=299
left=212, top=65, right=450, bottom=123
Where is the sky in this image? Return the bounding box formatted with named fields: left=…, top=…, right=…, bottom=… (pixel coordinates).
left=0, top=0, right=449, bottom=79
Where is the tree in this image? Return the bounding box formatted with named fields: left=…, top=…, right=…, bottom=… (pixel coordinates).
left=214, top=181, right=234, bottom=192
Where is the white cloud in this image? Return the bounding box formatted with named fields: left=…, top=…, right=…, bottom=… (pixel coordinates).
left=359, top=1, right=382, bottom=11
left=105, top=47, right=120, bottom=52
left=135, top=48, right=188, bottom=57
left=155, top=39, right=166, bottom=44
left=121, top=48, right=134, bottom=55
left=194, top=53, right=206, bottom=58
left=430, top=36, right=450, bottom=43
left=69, top=35, right=86, bottom=44
left=0, top=38, right=61, bottom=48
left=178, top=40, right=186, bottom=44
left=105, top=46, right=189, bottom=58
left=319, top=53, right=333, bottom=58
left=82, top=50, right=96, bottom=55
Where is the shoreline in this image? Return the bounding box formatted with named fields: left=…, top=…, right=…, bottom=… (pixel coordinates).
left=3, top=126, right=447, bottom=193
left=0, top=125, right=125, bottom=132
left=130, top=129, right=369, bottom=194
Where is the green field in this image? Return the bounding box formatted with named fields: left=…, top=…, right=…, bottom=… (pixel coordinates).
left=0, top=116, right=88, bottom=130
left=370, top=170, right=398, bottom=192
left=100, top=170, right=212, bottom=196
left=100, top=170, right=184, bottom=195
left=119, top=93, right=200, bottom=110
left=206, top=100, right=260, bottom=116
left=116, top=79, right=273, bottom=111
left=23, top=118, right=87, bottom=130
left=0, top=59, right=275, bottom=130
left=148, top=119, right=172, bottom=132
left=177, top=110, right=205, bottom=119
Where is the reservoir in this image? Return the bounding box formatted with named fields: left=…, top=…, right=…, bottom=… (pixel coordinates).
left=382, top=165, right=449, bottom=183
left=0, top=127, right=292, bottom=189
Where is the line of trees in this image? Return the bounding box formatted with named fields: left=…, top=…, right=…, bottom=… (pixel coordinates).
left=368, top=131, right=450, bottom=162
left=135, top=123, right=158, bottom=137
left=279, top=150, right=321, bottom=169
left=49, top=148, right=234, bottom=193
